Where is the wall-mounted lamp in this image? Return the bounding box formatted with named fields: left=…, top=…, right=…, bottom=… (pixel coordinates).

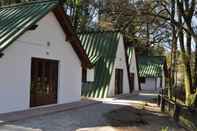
left=47, top=41, right=50, bottom=47
left=46, top=51, right=50, bottom=55
left=0, top=53, right=4, bottom=58
left=28, top=24, right=38, bottom=30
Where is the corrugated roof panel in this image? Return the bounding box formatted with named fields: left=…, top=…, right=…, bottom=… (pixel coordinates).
left=0, top=0, right=58, bottom=52
left=138, top=56, right=165, bottom=78
left=127, top=47, right=133, bottom=65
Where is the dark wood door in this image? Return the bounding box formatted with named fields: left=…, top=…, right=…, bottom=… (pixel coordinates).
left=115, top=69, right=123, bottom=95
left=129, top=73, right=134, bottom=93
left=30, top=58, right=58, bottom=107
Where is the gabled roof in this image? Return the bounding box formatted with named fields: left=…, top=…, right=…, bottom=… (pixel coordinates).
left=0, top=0, right=92, bottom=68
left=0, top=0, right=58, bottom=52
left=79, top=31, right=120, bottom=98
left=138, top=56, right=165, bottom=77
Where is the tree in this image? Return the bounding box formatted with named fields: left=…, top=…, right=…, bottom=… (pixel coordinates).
left=98, top=0, right=168, bottom=55
left=0, top=0, right=34, bottom=6
left=169, top=0, right=177, bottom=99
left=64, top=0, right=102, bottom=32
left=138, top=0, right=197, bottom=106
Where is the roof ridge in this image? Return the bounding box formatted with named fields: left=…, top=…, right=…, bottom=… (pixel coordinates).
left=78, top=30, right=121, bottom=34
left=0, top=0, right=58, bottom=9
left=139, top=55, right=165, bottom=57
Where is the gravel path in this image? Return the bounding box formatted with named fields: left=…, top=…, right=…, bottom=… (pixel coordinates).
left=0, top=93, right=186, bottom=131
left=0, top=103, right=120, bottom=131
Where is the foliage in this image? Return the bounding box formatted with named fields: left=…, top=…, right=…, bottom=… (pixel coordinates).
left=161, top=127, right=169, bottom=131
left=64, top=0, right=102, bottom=32
left=0, top=0, right=35, bottom=6
left=98, top=0, right=168, bottom=55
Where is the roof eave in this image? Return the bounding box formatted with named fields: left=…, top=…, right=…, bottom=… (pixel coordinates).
left=53, top=5, right=93, bottom=69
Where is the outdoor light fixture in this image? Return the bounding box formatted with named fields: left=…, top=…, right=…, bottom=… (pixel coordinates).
left=46, top=51, right=50, bottom=55
left=47, top=41, right=51, bottom=47
left=0, top=53, right=4, bottom=58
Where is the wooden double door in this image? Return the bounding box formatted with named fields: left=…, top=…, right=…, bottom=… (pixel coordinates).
left=115, top=69, right=123, bottom=95
left=30, top=58, right=58, bottom=107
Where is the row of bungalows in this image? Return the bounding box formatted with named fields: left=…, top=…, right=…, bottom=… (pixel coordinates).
left=0, top=0, right=165, bottom=114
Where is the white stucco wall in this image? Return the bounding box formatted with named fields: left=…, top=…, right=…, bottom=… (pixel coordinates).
left=140, top=68, right=165, bottom=91
left=108, top=34, right=130, bottom=97
left=129, top=49, right=139, bottom=91
left=140, top=77, right=161, bottom=91
left=162, top=69, right=165, bottom=89
left=87, top=68, right=94, bottom=82
left=0, top=12, right=81, bottom=114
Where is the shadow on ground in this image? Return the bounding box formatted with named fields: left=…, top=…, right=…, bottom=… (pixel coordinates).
left=0, top=92, right=186, bottom=131
left=77, top=92, right=185, bottom=131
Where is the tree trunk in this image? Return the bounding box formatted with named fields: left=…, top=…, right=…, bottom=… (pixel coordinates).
left=177, top=0, right=192, bottom=106
left=169, top=0, right=176, bottom=99
left=194, top=44, right=197, bottom=87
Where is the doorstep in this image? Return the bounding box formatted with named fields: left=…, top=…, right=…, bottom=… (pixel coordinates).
left=0, top=99, right=100, bottom=124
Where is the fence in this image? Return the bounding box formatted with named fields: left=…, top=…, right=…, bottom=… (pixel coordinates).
left=158, top=90, right=197, bottom=131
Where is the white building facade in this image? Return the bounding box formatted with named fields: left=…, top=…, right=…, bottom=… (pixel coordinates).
left=0, top=1, right=91, bottom=114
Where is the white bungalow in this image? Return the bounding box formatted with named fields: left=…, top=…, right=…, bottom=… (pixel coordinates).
left=0, top=1, right=91, bottom=114
left=138, top=56, right=166, bottom=91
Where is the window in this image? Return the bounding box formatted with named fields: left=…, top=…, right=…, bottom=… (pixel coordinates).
left=82, top=68, right=95, bottom=82
left=140, top=77, right=146, bottom=83
left=82, top=68, right=87, bottom=82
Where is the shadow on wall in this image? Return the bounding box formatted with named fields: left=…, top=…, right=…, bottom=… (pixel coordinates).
left=81, top=32, right=119, bottom=98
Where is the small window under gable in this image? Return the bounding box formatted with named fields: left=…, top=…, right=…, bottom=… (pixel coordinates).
left=140, top=77, right=146, bottom=83
left=87, top=68, right=95, bottom=82
left=82, top=68, right=95, bottom=82
left=82, top=68, right=87, bottom=82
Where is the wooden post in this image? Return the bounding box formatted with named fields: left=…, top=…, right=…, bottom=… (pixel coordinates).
left=160, top=89, right=165, bottom=112
left=158, top=94, right=161, bottom=106
left=161, top=96, right=165, bottom=112
left=173, top=104, right=180, bottom=121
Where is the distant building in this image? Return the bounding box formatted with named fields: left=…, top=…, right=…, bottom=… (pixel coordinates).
left=137, top=56, right=166, bottom=91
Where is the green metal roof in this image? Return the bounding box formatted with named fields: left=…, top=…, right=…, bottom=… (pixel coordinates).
left=127, top=47, right=134, bottom=65
left=0, top=0, right=58, bottom=52
left=138, top=56, right=164, bottom=77
left=79, top=31, right=120, bottom=98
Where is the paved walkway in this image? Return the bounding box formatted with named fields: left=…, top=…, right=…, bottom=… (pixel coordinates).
left=0, top=92, right=186, bottom=131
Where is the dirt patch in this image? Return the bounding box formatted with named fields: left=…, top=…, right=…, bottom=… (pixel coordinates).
left=104, top=107, right=149, bottom=127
